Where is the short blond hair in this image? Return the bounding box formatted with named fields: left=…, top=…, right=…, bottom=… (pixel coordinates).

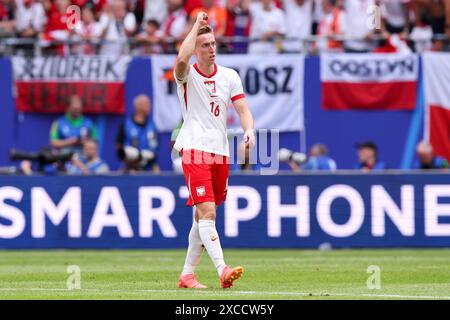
left=198, top=25, right=213, bottom=36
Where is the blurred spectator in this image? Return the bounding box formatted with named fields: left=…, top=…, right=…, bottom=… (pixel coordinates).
left=343, top=0, right=376, bottom=53
left=143, top=0, right=167, bottom=25
left=116, top=94, right=159, bottom=172
left=73, top=5, right=102, bottom=54
left=66, top=139, right=110, bottom=174
left=354, top=141, right=386, bottom=171
left=50, top=95, right=99, bottom=156
left=413, top=140, right=449, bottom=169
left=190, top=0, right=228, bottom=38
left=313, top=0, right=346, bottom=53
left=185, top=0, right=204, bottom=15
left=98, top=0, right=137, bottom=55
left=379, top=0, right=411, bottom=38
left=411, top=0, right=450, bottom=51
left=15, top=0, right=47, bottom=40
left=158, top=0, right=187, bottom=53
left=0, top=0, right=16, bottom=37
left=225, top=0, right=251, bottom=53
left=134, top=19, right=163, bottom=54
left=248, top=0, right=287, bottom=53
left=40, top=0, right=73, bottom=55
left=279, top=143, right=337, bottom=171
left=282, top=0, right=313, bottom=53
left=129, top=0, right=145, bottom=27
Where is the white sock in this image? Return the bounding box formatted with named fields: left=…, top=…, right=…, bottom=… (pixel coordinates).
left=198, top=219, right=226, bottom=276
left=181, top=221, right=205, bottom=275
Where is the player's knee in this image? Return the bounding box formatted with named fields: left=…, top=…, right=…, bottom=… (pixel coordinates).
left=197, top=207, right=216, bottom=221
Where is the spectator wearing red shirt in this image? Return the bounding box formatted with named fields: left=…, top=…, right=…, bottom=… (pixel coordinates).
left=225, top=0, right=251, bottom=53
left=40, top=0, right=71, bottom=54
left=0, top=0, right=15, bottom=37
left=189, top=0, right=228, bottom=38
left=184, top=0, right=203, bottom=15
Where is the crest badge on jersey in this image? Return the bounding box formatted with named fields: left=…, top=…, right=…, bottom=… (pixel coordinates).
left=204, top=80, right=216, bottom=96
left=196, top=186, right=206, bottom=197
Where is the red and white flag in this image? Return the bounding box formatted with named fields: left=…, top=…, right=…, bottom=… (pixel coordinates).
left=321, top=53, right=418, bottom=110
left=12, top=56, right=131, bottom=114
left=424, top=52, right=450, bottom=161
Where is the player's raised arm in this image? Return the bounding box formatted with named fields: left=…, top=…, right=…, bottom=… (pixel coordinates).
left=174, top=12, right=208, bottom=81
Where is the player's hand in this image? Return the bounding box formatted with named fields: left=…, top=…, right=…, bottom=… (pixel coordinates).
left=244, top=129, right=255, bottom=150
left=195, top=12, right=208, bottom=27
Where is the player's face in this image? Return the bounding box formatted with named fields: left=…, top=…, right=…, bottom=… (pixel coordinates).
left=195, top=33, right=216, bottom=66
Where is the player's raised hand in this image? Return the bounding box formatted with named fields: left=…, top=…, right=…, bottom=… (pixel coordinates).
left=195, top=11, right=208, bottom=27
left=244, top=129, right=256, bottom=150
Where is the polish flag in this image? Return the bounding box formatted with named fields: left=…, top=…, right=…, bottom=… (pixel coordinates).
left=424, top=52, right=450, bottom=161
left=321, top=53, right=419, bottom=110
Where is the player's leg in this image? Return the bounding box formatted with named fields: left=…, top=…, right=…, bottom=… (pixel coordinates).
left=180, top=209, right=203, bottom=275
left=210, top=158, right=244, bottom=288
left=196, top=201, right=226, bottom=275
left=178, top=210, right=207, bottom=288
left=178, top=150, right=209, bottom=289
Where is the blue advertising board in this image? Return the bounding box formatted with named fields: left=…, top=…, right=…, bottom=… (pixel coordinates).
left=1, top=173, right=449, bottom=249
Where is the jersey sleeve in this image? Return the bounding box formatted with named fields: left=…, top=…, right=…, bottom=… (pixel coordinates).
left=174, top=64, right=190, bottom=85
left=229, top=70, right=245, bottom=103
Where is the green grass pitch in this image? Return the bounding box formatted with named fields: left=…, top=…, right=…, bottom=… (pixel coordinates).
left=0, top=249, right=449, bottom=300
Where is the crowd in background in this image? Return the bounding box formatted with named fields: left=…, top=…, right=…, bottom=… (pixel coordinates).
left=0, top=0, right=449, bottom=55
left=7, top=93, right=449, bottom=175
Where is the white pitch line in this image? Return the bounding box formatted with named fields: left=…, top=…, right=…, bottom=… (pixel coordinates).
left=0, top=288, right=449, bottom=300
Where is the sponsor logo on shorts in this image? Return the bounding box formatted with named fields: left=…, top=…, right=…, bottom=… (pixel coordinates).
left=210, top=235, right=218, bottom=242
left=196, top=186, right=206, bottom=197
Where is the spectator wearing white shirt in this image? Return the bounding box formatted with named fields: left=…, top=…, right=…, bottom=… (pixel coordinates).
left=98, top=0, right=137, bottom=55
left=15, top=0, right=46, bottom=38
left=157, top=0, right=188, bottom=53
left=343, top=0, right=376, bottom=52
left=248, top=0, right=287, bottom=53
left=142, top=0, right=167, bottom=25
left=282, top=0, right=313, bottom=52
left=73, top=5, right=102, bottom=54
left=379, top=0, right=411, bottom=37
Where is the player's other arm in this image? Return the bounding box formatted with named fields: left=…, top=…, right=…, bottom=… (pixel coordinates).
left=233, top=97, right=255, bottom=149
left=174, top=12, right=208, bottom=81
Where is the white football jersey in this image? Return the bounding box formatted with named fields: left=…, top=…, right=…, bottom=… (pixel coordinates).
left=174, top=63, right=245, bottom=157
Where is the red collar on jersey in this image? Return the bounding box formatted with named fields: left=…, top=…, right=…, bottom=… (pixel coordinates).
left=193, top=63, right=217, bottom=78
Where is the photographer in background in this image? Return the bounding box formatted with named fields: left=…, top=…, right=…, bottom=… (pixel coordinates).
left=413, top=140, right=449, bottom=170
left=50, top=94, right=99, bottom=156
left=278, top=143, right=337, bottom=171
left=66, top=139, right=109, bottom=175
left=116, top=94, right=159, bottom=173
left=354, top=141, right=386, bottom=172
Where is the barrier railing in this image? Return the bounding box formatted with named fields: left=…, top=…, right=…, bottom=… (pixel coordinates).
left=0, top=34, right=448, bottom=56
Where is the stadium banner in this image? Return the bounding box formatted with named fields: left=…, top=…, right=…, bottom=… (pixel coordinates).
left=321, top=53, right=419, bottom=110
left=151, top=54, right=304, bottom=132
left=423, top=52, right=450, bottom=162
left=1, top=173, right=450, bottom=249
left=12, top=56, right=131, bottom=114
